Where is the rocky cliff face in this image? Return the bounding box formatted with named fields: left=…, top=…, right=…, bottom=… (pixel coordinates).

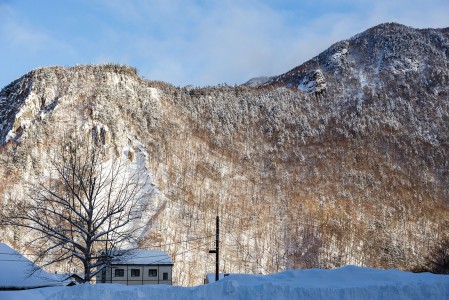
left=1, top=23, right=449, bottom=285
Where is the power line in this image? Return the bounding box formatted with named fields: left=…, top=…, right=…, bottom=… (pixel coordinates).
left=146, top=235, right=214, bottom=249
left=221, top=239, right=269, bottom=274
left=144, top=240, right=212, bottom=265
left=0, top=241, right=211, bottom=263
left=172, top=240, right=212, bottom=258
left=0, top=235, right=214, bottom=257
left=219, top=216, right=270, bottom=274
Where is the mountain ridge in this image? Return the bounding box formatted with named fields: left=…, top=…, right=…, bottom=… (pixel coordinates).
left=253, top=22, right=449, bottom=92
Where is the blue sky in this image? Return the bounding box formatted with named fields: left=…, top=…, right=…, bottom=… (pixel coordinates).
left=1, top=0, right=448, bottom=88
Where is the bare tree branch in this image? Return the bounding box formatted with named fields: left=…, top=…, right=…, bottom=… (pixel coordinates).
left=3, top=130, right=151, bottom=282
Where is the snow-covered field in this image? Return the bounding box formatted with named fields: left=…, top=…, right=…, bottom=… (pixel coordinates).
left=1, top=266, right=448, bottom=300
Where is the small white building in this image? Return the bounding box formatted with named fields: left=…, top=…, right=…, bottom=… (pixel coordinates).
left=204, top=273, right=233, bottom=284
left=97, top=249, right=173, bottom=285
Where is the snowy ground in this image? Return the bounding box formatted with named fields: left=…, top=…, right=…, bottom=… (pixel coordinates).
left=1, top=266, right=448, bottom=300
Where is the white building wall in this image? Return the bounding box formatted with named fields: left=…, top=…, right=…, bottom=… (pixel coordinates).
left=97, top=264, right=173, bottom=285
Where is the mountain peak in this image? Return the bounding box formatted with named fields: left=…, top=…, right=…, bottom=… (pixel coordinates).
left=369, top=22, right=411, bottom=32
left=0, top=64, right=144, bottom=145
left=257, top=22, right=449, bottom=93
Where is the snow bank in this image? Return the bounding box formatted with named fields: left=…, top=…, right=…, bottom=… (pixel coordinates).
left=1, top=266, right=448, bottom=299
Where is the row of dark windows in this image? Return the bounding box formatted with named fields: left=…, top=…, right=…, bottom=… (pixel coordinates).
left=114, top=268, right=168, bottom=280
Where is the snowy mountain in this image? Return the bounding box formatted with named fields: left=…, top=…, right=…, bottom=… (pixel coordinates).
left=0, top=23, right=449, bottom=285
left=263, top=22, right=449, bottom=92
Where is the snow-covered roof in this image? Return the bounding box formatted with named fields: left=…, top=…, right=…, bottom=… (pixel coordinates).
left=0, top=243, right=69, bottom=290
left=110, top=249, right=173, bottom=265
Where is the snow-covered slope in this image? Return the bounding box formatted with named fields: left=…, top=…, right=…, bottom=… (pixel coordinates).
left=1, top=266, right=448, bottom=299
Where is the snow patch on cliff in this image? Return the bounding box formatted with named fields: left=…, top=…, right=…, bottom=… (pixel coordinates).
left=298, top=70, right=327, bottom=94
left=243, top=76, right=274, bottom=87
left=391, top=58, right=420, bottom=74
left=119, top=137, right=162, bottom=246
left=149, top=87, right=160, bottom=102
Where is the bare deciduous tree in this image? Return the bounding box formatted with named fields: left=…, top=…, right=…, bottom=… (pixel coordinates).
left=3, top=132, right=152, bottom=282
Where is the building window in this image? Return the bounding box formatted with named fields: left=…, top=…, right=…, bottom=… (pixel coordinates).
left=163, top=272, right=168, bottom=280
left=131, top=269, right=140, bottom=277
left=114, top=269, right=124, bottom=277
left=148, top=269, right=157, bottom=277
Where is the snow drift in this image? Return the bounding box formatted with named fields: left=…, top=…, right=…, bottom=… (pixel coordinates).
left=1, top=266, right=448, bottom=300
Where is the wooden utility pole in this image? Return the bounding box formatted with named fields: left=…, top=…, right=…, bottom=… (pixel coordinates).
left=209, top=215, right=219, bottom=282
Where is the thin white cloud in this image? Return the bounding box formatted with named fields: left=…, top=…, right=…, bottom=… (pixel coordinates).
left=0, top=0, right=448, bottom=88
left=99, top=0, right=448, bottom=86
left=95, top=1, right=308, bottom=85
left=0, top=4, right=77, bottom=86
left=366, top=0, right=449, bottom=29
